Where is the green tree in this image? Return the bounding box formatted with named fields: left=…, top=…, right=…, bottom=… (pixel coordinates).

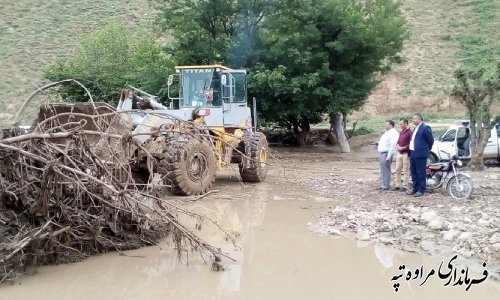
left=451, top=64, right=500, bottom=171
left=45, top=20, right=173, bottom=103
left=153, top=0, right=270, bottom=67
left=251, top=0, right=407, bottom=147
left=152, top=0, right=406, bottom=147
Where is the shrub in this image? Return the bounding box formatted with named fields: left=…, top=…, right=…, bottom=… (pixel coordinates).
left=45, top=20, right=173, bottom=103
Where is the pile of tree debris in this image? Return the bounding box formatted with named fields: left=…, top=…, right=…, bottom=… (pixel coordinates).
left=0, top=114, right=232, bottom=283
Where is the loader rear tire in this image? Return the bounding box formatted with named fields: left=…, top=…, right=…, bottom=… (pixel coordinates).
left=239, top=132, right=269, bottom=182
left=159, top=136, right=216, bottom=196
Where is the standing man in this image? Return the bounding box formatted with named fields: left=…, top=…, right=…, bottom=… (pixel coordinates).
left=392, top=118, right=412, bottom=191
left=407, top=113, right=434, bottom=197
left=378, top=120, right=399, bottom=190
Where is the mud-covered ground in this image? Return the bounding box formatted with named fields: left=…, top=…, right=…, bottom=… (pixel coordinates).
left=270, top=137, right=500, bottom=279
left=2, top=133, right=500, bottom=300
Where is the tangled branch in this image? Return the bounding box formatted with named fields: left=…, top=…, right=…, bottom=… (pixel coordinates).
left=0, top=110, right=239, bottom=283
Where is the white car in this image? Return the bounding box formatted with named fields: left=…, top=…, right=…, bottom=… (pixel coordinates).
left=429, top=120, right=500, bottom=164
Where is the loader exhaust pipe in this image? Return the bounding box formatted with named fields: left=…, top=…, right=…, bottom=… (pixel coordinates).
left=252, top=97, right=257, bottom=133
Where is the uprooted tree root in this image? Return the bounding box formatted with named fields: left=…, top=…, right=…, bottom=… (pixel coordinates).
left=0, top=118, right=238, bottom=284
left=0, top=78, right=286, bottom=284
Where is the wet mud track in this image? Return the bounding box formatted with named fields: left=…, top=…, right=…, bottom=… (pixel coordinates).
left=1, top=143, right=500, bottom=299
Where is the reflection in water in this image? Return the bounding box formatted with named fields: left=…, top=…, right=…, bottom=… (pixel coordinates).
left=216, top=184, right=269, bottom=296
left=373, top=244, right=396, bottom=269
left=167, top=183, right=270, bottom=298
left=0, top=178, right=499, bottom=300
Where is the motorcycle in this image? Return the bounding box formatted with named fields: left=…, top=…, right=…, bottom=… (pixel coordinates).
left=425, top=150, right=474, bottom=199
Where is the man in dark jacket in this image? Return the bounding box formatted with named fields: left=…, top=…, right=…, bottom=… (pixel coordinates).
left=407, top=113, right=434, bottom=197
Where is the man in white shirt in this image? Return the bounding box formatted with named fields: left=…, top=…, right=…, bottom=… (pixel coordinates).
left=377, top=120, right=399, bottom=190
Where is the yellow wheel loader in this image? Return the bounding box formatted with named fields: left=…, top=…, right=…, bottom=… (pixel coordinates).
left=17, top=65, right=269, bottom=196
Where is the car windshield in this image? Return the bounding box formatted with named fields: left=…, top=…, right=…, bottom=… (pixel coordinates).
left=180, top=68, right=214, bottom=107
left=438, top=131, right=447, bottom=141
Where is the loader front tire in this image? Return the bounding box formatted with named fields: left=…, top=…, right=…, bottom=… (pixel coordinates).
left=160, top=136, right=216, bottom=196
left=239, top=132, right=269, bottom=182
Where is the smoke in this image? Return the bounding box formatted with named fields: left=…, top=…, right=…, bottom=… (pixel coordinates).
left=227, top=1, right=271, bottom=69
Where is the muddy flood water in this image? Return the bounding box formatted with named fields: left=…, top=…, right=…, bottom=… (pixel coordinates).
left=1, top=146, right=500, bottom=300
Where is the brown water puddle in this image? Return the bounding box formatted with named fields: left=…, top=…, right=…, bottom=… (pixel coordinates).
left=1, top=171, right=499, bottom=300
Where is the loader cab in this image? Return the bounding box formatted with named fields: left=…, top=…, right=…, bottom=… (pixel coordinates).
left=176, top=67, right=220, bottom=108
left=167, top=65, right=250, bottom=128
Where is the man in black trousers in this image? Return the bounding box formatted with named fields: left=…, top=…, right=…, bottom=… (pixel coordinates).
left=407, top=113, right=434, bottom=197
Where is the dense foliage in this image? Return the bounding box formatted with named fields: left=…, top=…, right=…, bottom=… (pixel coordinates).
left=153, top=0, right=270, bottom=67
left=45, top=20, right=173, bottom=102
left=250, top=0, right=407, bottom=132
left=45, top=0, right=407, bottom=136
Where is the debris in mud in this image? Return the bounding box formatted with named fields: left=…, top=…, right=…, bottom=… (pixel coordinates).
left=262, top=127, right=334, bottom=146
left=0, top=112, right=235, bottom=284
left=211, top=256, right=226, bottom=272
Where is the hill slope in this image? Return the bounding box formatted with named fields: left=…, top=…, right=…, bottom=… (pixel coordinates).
left=0, top=0, right=154, bottom=127
left=359, top=0, right=500, bottom=117
left=0, top=0, right=498, bottom=127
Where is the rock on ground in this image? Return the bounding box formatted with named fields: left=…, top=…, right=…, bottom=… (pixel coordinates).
left=300, top=153, right=500, bottom=270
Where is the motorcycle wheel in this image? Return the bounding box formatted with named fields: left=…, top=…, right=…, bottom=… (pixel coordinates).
left=446, top=174, right=474, bottom=199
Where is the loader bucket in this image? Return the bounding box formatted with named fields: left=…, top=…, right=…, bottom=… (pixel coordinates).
left=32, top=102, right=137, bottom=162
left=33, top=102, right=117, bottom=145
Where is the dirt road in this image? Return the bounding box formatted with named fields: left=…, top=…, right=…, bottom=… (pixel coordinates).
left=297, top=143, right=500, bottom=276
left=1, top=139, right=499, bottom=299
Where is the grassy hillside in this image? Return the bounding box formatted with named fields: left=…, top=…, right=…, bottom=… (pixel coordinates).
left=399, top=0, right=499, bottom=95
left=0, top=0, right=498, bottom=128
left=357, top=0, right=500, bottom=117
left=0, top=0, right=154, bottom=127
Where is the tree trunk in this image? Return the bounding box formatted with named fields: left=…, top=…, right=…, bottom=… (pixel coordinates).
left=342, top=112, right=348, bottom=131
left=451, top=66, right=500, bottom=170
left=469, top=117, right=477, bottom=154
left=292, top=119, right=310, bottom=147
left=468, top=148, right=484, bottom=171
left=469, top=123, right=493, bottom=171
left=330, top=113, right=350, bottom=153
left=297, top=131, right=309, bottom=147
left=327, top=132, right=338, bottom=145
